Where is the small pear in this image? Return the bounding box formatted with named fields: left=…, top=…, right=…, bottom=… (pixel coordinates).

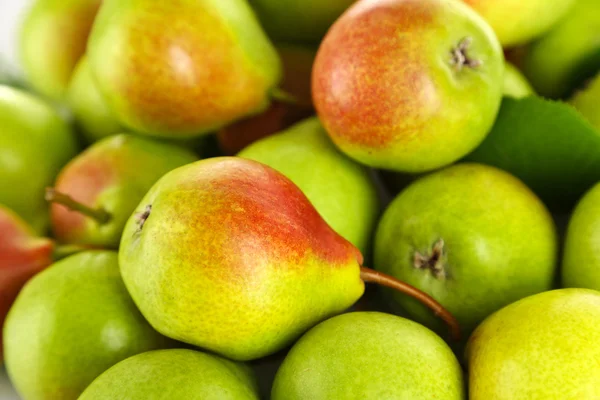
left=119, top=157, right=459, bottom=361
left=79, top=349, right=259, bottom=400
left=46, top=133, right=198, bottom=248
left=467, top=289, right=600, bottom=399
left=3, top=251, right=173, bottom=400
left=562, top=182, right=600, bottom=290
left=272, top=312, right=465, bottom=399
left=239, top=117, right=380, bottom=255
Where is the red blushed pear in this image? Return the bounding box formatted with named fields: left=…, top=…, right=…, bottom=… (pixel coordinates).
left=0, top=205, right=53, bottom=361
left=88, top=0, right=282, bottom=138
left=46, top=134, right=198, bottom=249
left=119, top=157, right=459, bottom=361
left=313, top=0, right=504, bottom=173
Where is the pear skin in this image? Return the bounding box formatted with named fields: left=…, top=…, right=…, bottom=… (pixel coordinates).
left=88, top=0, right=282, bottom=138
left=503, top=62, right=534, bottom=99
left=19, top=0, right=101, bottom=100
left=569, top=73, right=600, bottom=130
left=313, top=0, right=504, bottom=173
left=48, top=134, right=198, bottom=248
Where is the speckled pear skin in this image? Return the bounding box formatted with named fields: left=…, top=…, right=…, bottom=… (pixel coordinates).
left=272, top=312, right=465, bottom=399
left=562, top=183, right=600, bottom=291
left=88, top=0, right=282, bottom=138
left=79, top=349, right=260, bottom=400
left=313, top=0, right=504, bottom=173
left=3, top=251, right=173, bottom=400
left=20, top=0, right=101, bottom=100
left=51, top=133, right=198, bottom=248
left=119, top=157, right=365, bottom=361
left=0, top=205, right=54, bottom=362
left=466, top=289, right=600, bottom=399
left=462, top=0, right=575, bottom=47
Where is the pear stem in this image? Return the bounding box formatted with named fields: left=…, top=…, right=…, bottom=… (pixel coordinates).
left=360, top=267, right=461, bottom=341
left=270, top=87, right=298, bottom=105
left=45, top=188, right=111, bottom=224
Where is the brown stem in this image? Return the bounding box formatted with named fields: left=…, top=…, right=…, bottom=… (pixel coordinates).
left=45, top=188, right=111, bottom=224
left=360, top=267, right=461, bottom=341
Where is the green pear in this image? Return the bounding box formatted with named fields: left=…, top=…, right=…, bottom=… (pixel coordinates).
left=67, top=56, right=122, bottom=143
left=239, top=118, right=380, bottom=255
left=374, top=163, right=558, bottom=336
left=313, top=0, right=504, bottom=173
left=249, top=0, right=355, bottom=44
left=119, top=157, right=459, bottom=361
left=562, top=182, right=600, bottom=290
left=569, top=73, right=600, bottom=130
left=3, top=251, right=172, bottom=400
left=79, top=349, right=259, bottom=399
left=467, top=289, right=600, bottom=399
left=462, top=0, right=575, bottom=47
left=45, top=133, right=198, bottom=248
left=272, top=312, right=464, bottom=399
left=0, top=86, right=78, bottom=233
left=503, top=62, right=534, bottom=99
left=88, top=0, right=282, bottom=138
left=19, top=0, right=101, bottom=100
left=523, top=0, right=600, bottom=98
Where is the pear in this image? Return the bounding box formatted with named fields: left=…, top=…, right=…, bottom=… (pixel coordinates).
left=503, top=62, right=534, bottom=99
left=562, top=182, right=600, bottom=291
left=87, top=0, right=282, bottom=138
left=66, top=56, right=122, bottom=143
left=249, top=0, right=355, bottom=44
left=461, top=0, right=575, bottom=47
left=19, top=0, right=101, bottom=100
left=467, top=289, right=600, bottom=399
left=0, top=204, right=54, bottom=362
left=0, top=86, right=78, bottom=233
left=523, top=0, right=600, bottom=99
left=239, top=117, right=380, bottom=255
left=79, top=349, right=259, bottom=399
left=569, top=73, right=600, bottom=130
left=374, top=163, right=558, bottom=337
left=46, top=133, right=198, bottom=248
left=119, top=157, right=459, bottom=361
left=3, top=251, right=173, bottom=400
left=313, top=0, right=504, bottom=173
left=272, top=312, right=464, bottom=399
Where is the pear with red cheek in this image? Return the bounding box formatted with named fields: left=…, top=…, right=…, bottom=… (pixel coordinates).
left=313, top=0, right=504, bottom=173
left=119, top=157, right=459, bottom=361
left=87, top=0, right=282, bottom=138
left=0, top=204, right=54, bottom=361
left=47, top=134, right=198, bottom=249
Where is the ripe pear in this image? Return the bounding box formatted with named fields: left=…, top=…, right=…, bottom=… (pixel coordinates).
left=374, top=163, right=557, bottom=336
left=313, top=0, right=504, bottom=173
left=467, top=289, right=600, bottom=399
left=239, top=118, right=380, bottom=255
left=79, top=349, right=259, bottom=400
left=462, top=0, right=575, bottom=47
left=47, top=133, right=198, bottom=248
left=66, top=56, right=122, bottom=143
left=119, top=157, right=459, bottom=361
left=250, top=0, right=355, bottom=44
left=569, top=73, right=600, bottom=130
left=88, top=0, right=282, bottom=138
left=0, top=204, right=54, bottom=362
left=19, top=0, right=101, bottom=100
left=562, top=182, right=600, bottom=291
left=3, top=251, right=173, bottom=400
left=503, top=62, right=534, bottom=99
left=0, top=86, right=78, bottom=233
left=272, top=312, right=464, bottom=399
left=523, top=0, right=600, bottom=99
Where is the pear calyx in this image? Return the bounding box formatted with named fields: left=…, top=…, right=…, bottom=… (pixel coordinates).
left=414, top=239, right=447, bottom=279
left=450, top=37, right=482, bottom=71
left=45, top=187, right=111, bottom=224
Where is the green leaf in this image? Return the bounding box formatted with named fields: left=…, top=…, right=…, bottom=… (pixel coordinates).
left=465, top=96, right=600, bottom=212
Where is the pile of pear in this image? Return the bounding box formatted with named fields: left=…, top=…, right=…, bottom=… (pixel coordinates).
left=2, top=0, right=600, bottom=399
